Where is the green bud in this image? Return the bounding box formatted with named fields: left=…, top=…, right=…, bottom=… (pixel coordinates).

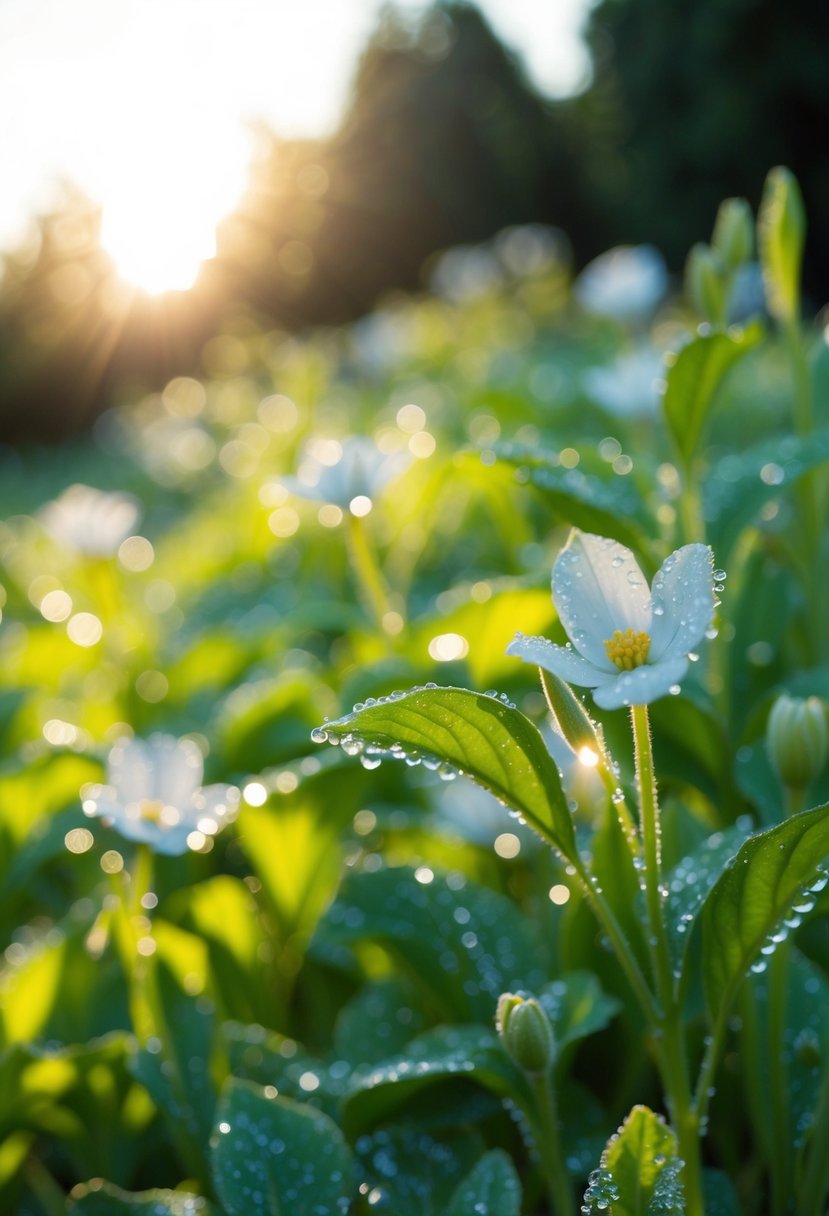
left=758, top=166, right=806, bottom=323
left=712, top=198, right=754, bottom=269
left=685, top=243, right=727, bottom=324
left=767, top=694, right=828, bottom=795
left=496, top=992, right=555, bottom=1074
left=539, top=667, right=605, bottom=764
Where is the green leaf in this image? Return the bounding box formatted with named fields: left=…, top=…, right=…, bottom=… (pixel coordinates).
left=664, top=821, right=748, bottom=976
left=494, top=443, right=649, bottom=552
left=333, top=978, right=427, bottom=1068
left=661, top=324, right=762, bottom=467
left=318, top=685, right=577, bottom=860
left=538, top=972, right=621, bottom=1055
left=702, top=1168, right=742, bottom=1215
left=443, top=1149, right=522, bottom=1216
left=539, top=668, right=606, bottom=758
left=701, top=803, right=829, bottom=1018
left=68, top=1181, right=216, bottom=1214
left=355, top=1126, right=483, bottom=1216
left=758, top=166, right=805, bottom=323
left=584, top=1105, right=683, bottom=1215
left=342, top=973, right=619, bottom=1136
left=703, top=426, right=829, bottom=558
left=317, top=865, right=548, bottom=1022
left=342, top=1026, right=526, bottom=1137
left=211, top=1078, right=353, bottom=1216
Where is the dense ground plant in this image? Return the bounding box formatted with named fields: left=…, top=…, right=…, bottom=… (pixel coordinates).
left=0, top=167, right=828, bottom=1215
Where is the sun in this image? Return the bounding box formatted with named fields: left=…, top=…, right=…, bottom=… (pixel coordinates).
left=98, top=137, right=250, bottom=295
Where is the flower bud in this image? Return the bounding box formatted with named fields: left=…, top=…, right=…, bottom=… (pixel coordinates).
left=496, top=992, right=555, bottom=1074
left=758, top=166, right=805, bottom=323
left=712, top=198, right=754, bottom=269
left=685, top=243, right=727, bottom=324
left=767, top=694, right=828, bottom=794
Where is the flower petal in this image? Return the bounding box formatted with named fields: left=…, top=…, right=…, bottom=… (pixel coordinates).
left=591, top=657, right=690, bottom=710
left=649, top=544, right=715, bottom=662
left=506, top=633, right=614, bottom=689
left=108, top=738, right=155, bottom=803
left=552, top=531, right=651, bottom=667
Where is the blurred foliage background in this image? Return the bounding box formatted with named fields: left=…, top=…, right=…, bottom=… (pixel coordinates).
left=2, top=0, right=827, bottom=441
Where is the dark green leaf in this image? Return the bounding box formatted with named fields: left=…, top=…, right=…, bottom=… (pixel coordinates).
left=538, top=971, right=622, bottom=1055
left=443, top=1149, right=522, bottom=1216
left=333, top=978, right=428, bottom=1068
left=129, top=963, right=220, bottom=1176
left=317, top=865, right=548, bottom=1022
left=342, top=1026, right=526, bottom=1136
left=662, top=324, right=762, bottom=466
left=355, top=1126, right=483, bottom=1216
left=318, top=686, right=577, bottom=859
left=664, top=822, right=748, bottom=976
left=702, top=1168, right=742, bottom=1215
left=211, top=1078, right=353, bottom=1216
left=701, top=803, right=829, bottom=1017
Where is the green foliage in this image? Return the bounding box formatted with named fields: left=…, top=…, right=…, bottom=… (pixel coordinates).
left=662, top=324, right=762, bottom=468
left=584, top=1105, right=684, bottom=1215
left=211, top=1079, right=353, bottom=1216
left=701, top=805, right=829, bottom=1017
left=758, top=167, right=806, bottom=324
left=443, top=1150, right=522, bottom=1216
left=320, top=686, right=577, bottom=859
left=0, top=170, right=828, bottom=1216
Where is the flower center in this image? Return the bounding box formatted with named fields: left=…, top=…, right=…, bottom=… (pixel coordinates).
left=138, top=798, right=165, bottom=823
left=604, top=628, right=652, bottom=671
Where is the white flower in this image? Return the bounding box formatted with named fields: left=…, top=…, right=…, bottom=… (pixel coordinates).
left=283, top=437, right=410, bottom=509
left=82, top=734, right=240, bottom=855
left=582, top=345, right=664, bottom=418
left=507, top=530, right=716, bottom=710
left=575, top=245, right=667, bottom=323
left=40, top=484, right=141, bottom=557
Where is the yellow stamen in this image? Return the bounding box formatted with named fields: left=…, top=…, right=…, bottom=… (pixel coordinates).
left=604, top=628, right=651, bottom=671
left=138, top=799, right=165, bottom=823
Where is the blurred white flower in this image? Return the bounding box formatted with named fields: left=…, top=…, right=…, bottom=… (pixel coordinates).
left=429, top=244, right=504, bottom=303
left=283, top=437, right=410, bottom=509
left=508, top=529, right=715, bottom=710
left=582, top=345, right=664, bottom=417
left=82, top=734, right=240, bottom=855
left=575, top=245, right=668, bottom=323
left=351, top=308, right=415, bottom=375
left=40, top=484, right=141, bottom=557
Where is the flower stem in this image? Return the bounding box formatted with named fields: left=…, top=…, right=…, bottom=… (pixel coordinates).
left=630, top=704, right=673, bottom=1011
left=661, top=1010, right=705, bottom=1216
left=529, top=1070, right=575, bottom=1216
left=768, top=945, right=792, bottom=1216
left=799, top=1058, right=829, bottom=1214
left=630, top=703, right=705, bottom=1216
left=110, top=845, right=157, bottom=1043
left=345, top=512, right=395, bottom=631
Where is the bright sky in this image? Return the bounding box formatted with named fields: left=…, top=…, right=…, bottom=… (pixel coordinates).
left=1, top=0, right=594, bottom=292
